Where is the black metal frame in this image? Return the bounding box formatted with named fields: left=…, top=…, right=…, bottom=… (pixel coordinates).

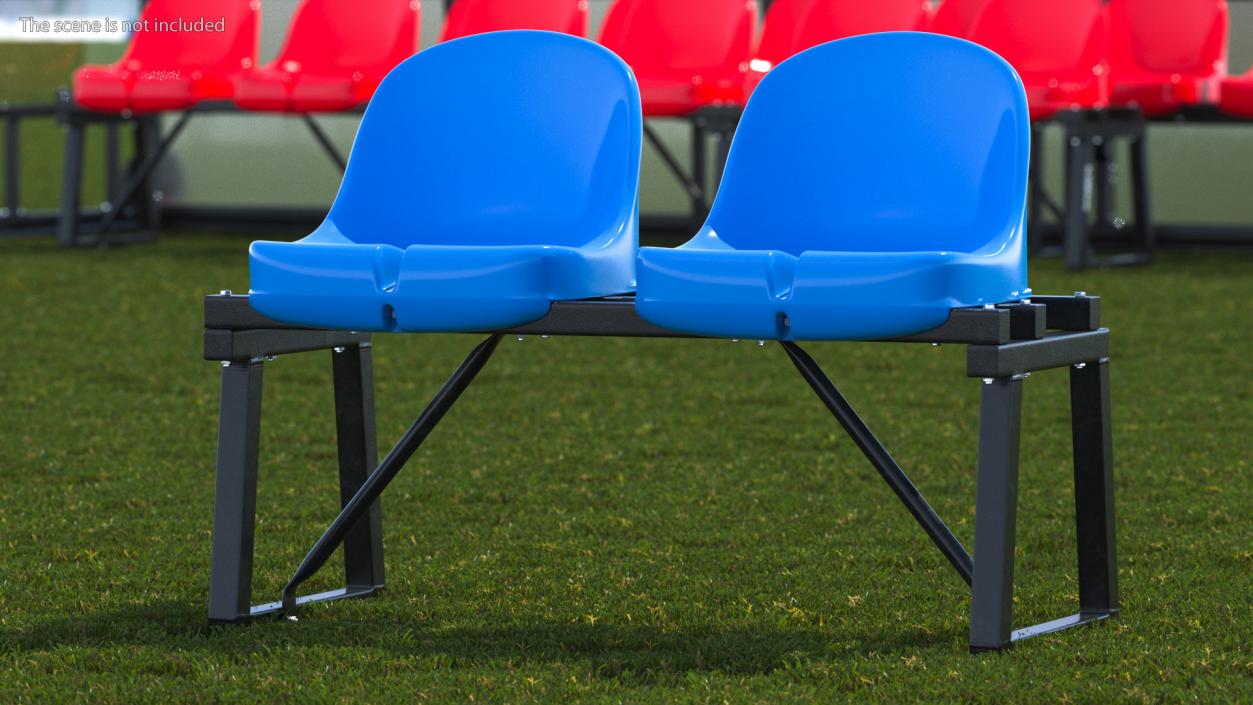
left=1030, top=108, right=1155, bottom=270
left=204, top=291, right=1118, bottom=652
left=0, top=102, right=140, bottom=238
left=54, top=92, right=358, bottom=248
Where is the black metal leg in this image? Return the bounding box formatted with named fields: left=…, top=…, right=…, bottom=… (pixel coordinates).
left=1063, top=130, right=1094, bottom=271
left=969, top=375, right=1024, bottom=652
left=303, top=115, right=347, bottom=172
left=1129, top=132, right=1155, bottom=264
left=691, top=117, right=707, bottom=225
left=96, top=111, right=191, bottom=238
left=780, top=342, right=974, bottom=585
left=137, top=116, right=162, bottom=236
left=104, top=122, right=120, bottom=202
left=208, top=360, right=265, bottom=624
left=1070, top=359, right=1119, bottom=615
left=1093, top=140, right=1115, bottom=231
left=4, top=115, right=19, bottom=219
left=56, top=118, right=86, bottom=248
left=332, top=344, right=385, bottom=592
left=281, top=335, right=504, bottom=616
left=712, top=125, right=732, bottom=194
left=1028, top=123, right=1043, bottom=251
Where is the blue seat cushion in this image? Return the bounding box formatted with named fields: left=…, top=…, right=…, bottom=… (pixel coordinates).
left=635, top=246, right=1026, bottom=340
left=250, top=240, right=558, bottom=332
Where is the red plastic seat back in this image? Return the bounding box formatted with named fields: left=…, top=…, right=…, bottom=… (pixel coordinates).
left=119, top=0, right=257, bottom=75
left=442, top=0, right=587, bottom=41
left=274, top=0, right=419, bottom=76
left=928, top=0, right=986, bottom=37
left=967, top=0, right=1106, bottom=86
left=792, top=0, right=930, bottom=55
left=598, top=0, right=757, bottom=80
left=756, top=0, right=812, bottom=66
left=1108, top=0, right=1228, bottom=79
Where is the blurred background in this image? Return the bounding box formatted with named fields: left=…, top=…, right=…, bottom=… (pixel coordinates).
left=2, top=0, right=1252, bottom=229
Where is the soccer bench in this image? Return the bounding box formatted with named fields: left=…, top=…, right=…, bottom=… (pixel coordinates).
left=204, top=31, right=1119, bottom=653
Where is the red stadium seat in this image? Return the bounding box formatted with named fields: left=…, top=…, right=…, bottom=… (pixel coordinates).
left=1219, top=69, right=1253, bottom=118
left=441, top=0, right=587, bottom=40
left=598, top=0, right=758, bottom=116
left=791, top=0, right=930, bottom=55
left=234, top=0, right=419, bottom=113
left=928, top=0, right=986, bottom=37
left=966, top=0, right=1108, bottom=120
left=746, top=0, right=928, bottom=98
left=73, top=0, right=258, bottom=113
left=1107, top=0, right=1229, bottom=117
left=756, top=0, right=812, bottom=67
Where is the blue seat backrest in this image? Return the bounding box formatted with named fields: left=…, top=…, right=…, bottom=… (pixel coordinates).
left=707, top=32, right=1029, bottom=256
left=323, top=30, right=641, bottom=249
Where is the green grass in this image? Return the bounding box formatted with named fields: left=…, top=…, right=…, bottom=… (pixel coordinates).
left=0, top=235, right=1249, bottom=703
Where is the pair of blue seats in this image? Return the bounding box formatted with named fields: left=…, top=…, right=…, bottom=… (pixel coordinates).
left=249, top=30, right=1031, bottom=340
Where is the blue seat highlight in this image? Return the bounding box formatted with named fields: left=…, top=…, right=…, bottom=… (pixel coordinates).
left=249, top=31, right=642, bottom=332
left=635, top=32, right=1031, bottom=341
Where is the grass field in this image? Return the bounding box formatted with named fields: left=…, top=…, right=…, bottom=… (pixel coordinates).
left=0, top=234, right=1248, bottom=703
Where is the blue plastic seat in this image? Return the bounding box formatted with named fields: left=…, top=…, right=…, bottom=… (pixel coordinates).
left=250, top=31, right=642, bottom=332
left=635, top=32, right=1031, bottom=341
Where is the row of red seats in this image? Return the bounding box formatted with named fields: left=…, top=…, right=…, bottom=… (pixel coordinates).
left=753, top=0, right=1248, bottom=121
left=74, top=0, right=585, bottom=114
left=74, top=0, right=1253, bottom=120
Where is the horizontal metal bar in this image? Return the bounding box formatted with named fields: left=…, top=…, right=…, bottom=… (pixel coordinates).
left=1148, top=104, right=1252, bottom=125
left=230, top=586, right=383, bottom=624
left=205, top=294, right=1014, bottom=345
left=205, top=328, right=370, bottom=362
left=966, top=329, right=1109, bottom=378
left=0, top=103, right=60, bottom=117
left=1031, top=295, right=1101, bottom=331
left=1011, top=611, right=1115, bottom=643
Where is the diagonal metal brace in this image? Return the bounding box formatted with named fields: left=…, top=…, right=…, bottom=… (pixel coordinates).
left=780, top=341, right=975, bottom=585
left=96, top=111, right=193, bottom=237
left=303, top=115, right=347, bottom=172
left=280, top=334, right=503, bottom=615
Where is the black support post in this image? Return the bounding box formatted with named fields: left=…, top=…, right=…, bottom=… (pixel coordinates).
left=332, top=344, right=385, bottom=592
left=207, top=360, right=265, bottom=623
left=4, top=114, right=18, bottom=218
left=1129, top=132, right=1155, bottom=262
left=969, top=374, right=1025, bottom=652
left=691, top=118, right=707, bottom=224
left=57, top=118, right=85, bottom=247
left=1063, top=129, right=1094, bottom=271
left=1070, top=358, right=1119, bottom=615
left=1028, top=122, right=1044, bottom=255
